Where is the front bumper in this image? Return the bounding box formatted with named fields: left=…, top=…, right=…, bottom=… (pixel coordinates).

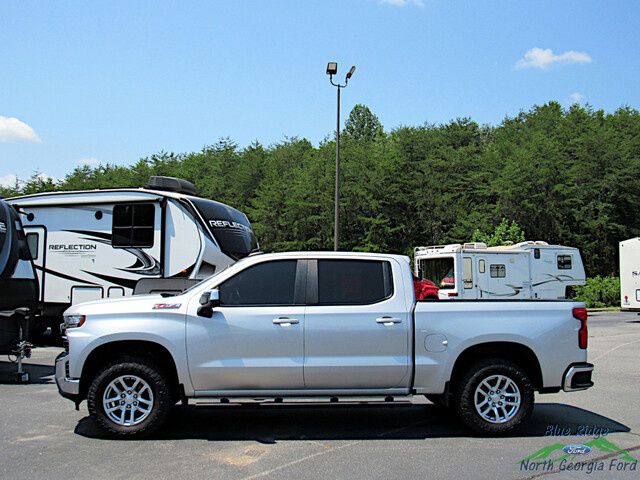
left=55, top=352, right=80, bottom=401
left=563, top=362, right=594, bottom=392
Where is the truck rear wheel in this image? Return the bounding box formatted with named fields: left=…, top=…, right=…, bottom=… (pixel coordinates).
left=455, top=358, right=533, bottom=434
left=87, top=358, right=173, bottom=438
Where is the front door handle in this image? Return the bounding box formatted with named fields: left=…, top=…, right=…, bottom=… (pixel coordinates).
left=376, top=316, right=402, bottom=325
left=273, top=317, right=299, bottom=326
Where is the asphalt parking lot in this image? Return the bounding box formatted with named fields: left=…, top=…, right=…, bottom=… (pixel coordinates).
left=1, top=311, right=639, bottom=480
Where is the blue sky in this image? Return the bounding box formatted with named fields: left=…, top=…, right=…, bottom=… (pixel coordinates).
left=1, top=0, right=638, bottom=186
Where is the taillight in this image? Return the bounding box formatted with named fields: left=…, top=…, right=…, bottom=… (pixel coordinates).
left=573, top=307, right=588, bottom=349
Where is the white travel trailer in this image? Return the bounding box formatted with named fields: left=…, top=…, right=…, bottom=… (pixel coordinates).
left=414, top=241, right=585, bottom=300
left=620, top=237, right=640, bottom=311
left=7, top=177, right=259, bottom=329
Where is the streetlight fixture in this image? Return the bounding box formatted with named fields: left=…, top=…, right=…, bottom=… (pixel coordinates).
left=326, top=62, right=356, bottom=251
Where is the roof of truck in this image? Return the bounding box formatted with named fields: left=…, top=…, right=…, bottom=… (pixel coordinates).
left=236, top=250, right=411, bottom=265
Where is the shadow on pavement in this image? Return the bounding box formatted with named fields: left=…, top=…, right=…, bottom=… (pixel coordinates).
left=0, top=361, right=54, bottom=384
left=74, top=402, right=630, bottom=442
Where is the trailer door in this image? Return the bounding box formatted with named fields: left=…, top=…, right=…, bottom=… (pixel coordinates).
left=23, top=226, right=46, bottom=302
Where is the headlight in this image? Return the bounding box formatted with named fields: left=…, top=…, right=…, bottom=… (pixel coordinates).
left=63, top=315, right=86, bottom=329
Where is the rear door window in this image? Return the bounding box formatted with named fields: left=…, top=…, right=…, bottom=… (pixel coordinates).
left=316, top=259, right=392, bottom=305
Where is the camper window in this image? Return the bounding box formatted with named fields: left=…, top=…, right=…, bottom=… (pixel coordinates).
left=417, top=257, right=455, bottom=290
left=557, top=255, right=572, bottom=270
left=112, top=203, right=155, bottom=248
left=26, top=232, right=38, bottom=260
left=490, top=264, right=506, bottom=278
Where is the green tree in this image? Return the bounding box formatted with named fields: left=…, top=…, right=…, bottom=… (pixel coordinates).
left=471, top=219, right=526, bottom=246
left=344, top=104, right=384, bottom=141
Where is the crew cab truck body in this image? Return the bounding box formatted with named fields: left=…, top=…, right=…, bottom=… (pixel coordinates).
left=55, top=251, right=594, bottom=437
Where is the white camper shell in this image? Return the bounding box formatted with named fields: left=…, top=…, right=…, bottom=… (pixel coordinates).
left=414, top=241, right=585, bottom=300
left=7, top=177, right=259, bottom=319
left=620, top=237, right=640, bottom=311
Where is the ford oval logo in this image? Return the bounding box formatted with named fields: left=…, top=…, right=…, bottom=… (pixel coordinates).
left=562, top=444, right=592, bottom=455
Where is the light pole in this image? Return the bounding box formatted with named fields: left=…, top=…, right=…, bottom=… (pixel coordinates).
left=326, top=62, right=356, bottom=251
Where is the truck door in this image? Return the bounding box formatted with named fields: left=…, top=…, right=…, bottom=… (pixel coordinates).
left=185, top=259, right=305, bottom=392
left=303, top=258, right=411, bottom=390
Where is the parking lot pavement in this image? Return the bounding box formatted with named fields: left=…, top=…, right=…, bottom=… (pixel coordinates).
left=1, top=312, right=639, bottom=480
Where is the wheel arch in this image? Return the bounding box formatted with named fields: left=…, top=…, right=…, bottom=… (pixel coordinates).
left=449, top=341, right=543, bottom=391
left=79, top=340, right=181, bottom=401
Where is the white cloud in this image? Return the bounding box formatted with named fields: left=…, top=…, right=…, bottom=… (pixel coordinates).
left=516, top=48, right=592, bottom=69
left=0, top=173, right=18, bottom=189
left=78, top=157, right=101, bottom=166
left=568, top=92, right=585, bottom=104
left=35, top=172, right=57, bottom=183
left=0, top=115, right=41, bottom=143
left=380, top=0, right=425, bottom=6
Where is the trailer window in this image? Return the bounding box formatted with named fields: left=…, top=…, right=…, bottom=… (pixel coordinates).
left=557, top=254, right=572, bottom=270
left=112, top=203, right=155, bottom=248
left=463, top=257, right=473, bottom=288
left=490, top=264, right=506, bottom=278
left=479, top=259, right=486, bottom=273
left=26, top=233, right=38, bottom=260
left=417, top=257, right=455, bottom=290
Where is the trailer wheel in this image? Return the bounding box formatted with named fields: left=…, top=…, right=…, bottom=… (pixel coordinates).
left=455, top=358, right=533, bottom=434
left=87, top=358, right=172, bottom=438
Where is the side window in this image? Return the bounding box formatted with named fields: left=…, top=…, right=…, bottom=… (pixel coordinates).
left=26, top=233, right=39, bottom=260
left=478, top=259, right=486, bottom=274
left=490, top=264, right=506, bottom=278
left=317, top=259, right=392, bottom=305
left=462, top=257, right=473, bottom=289
left=219, top=260, right=297, bottom=306
left=557, top=254, right=572, bottom=270
left=534, top=248, right=541, bottom=259
left=112, top=203, right=155, bottom=248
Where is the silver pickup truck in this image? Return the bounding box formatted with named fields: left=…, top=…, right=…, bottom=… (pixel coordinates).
left=55, top=251, right=594, bottom=437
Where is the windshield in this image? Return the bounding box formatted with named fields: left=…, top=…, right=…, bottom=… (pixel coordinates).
left=188, top=198, right=258, bottom=260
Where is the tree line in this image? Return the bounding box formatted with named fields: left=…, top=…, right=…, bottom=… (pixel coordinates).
left=3, top=101, right=639, bottom=277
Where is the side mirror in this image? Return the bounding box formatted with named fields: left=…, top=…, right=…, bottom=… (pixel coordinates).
left=197, top=288, right=220, bottom=317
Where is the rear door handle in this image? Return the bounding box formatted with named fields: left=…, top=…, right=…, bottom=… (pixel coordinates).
left=273, top=317, right=299, bottom=326
left=376, top=316, right=402, bottom=325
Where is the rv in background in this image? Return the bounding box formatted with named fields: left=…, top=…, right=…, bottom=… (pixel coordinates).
left=620, top=237, right=640, bottom=311
left=8, top=176, right=259, bottom=332
left=414, top=241, right=585, bottom=300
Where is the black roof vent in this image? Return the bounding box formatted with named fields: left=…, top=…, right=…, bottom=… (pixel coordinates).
left=147, top=176, right=196, bottom=196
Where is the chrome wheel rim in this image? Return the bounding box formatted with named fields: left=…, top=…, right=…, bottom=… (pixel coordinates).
left=474, top=374, right=521, bottom=424
left=102, top=375, right=154, bottom=427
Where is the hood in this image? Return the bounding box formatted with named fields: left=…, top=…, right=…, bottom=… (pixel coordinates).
left=63, top=293, right=183, bottom=316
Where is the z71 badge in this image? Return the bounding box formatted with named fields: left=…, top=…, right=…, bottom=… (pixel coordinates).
left=152, top=303, right=182, bottom=310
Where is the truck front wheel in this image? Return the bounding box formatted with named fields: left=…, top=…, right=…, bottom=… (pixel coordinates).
left=87, top=358, right=173, bottom=438
left=455, top=358, right=534, bottom=434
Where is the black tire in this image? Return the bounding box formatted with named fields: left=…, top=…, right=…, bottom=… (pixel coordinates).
left=454, top=358, right=534, bottom=435
left=87, top=358, right=173, bottom=438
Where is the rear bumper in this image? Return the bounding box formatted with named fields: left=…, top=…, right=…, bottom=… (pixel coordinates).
left=55, top=352, right=80, bottom=402
left=563, top=362, right=594, bottom=392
